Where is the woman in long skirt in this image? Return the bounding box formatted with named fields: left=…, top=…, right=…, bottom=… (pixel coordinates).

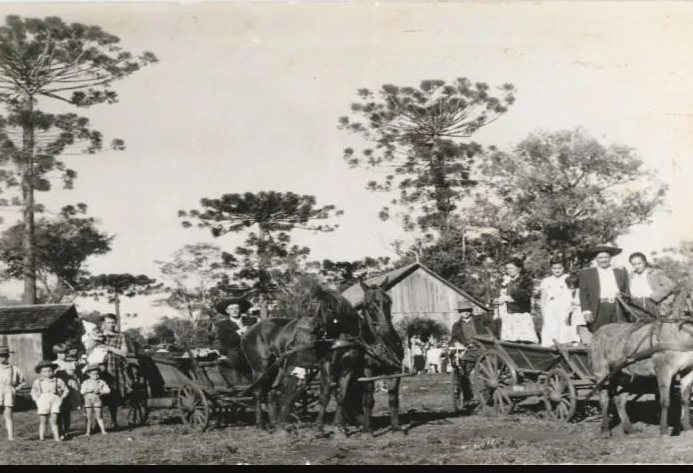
left=495, top=258, right=539, bottom=344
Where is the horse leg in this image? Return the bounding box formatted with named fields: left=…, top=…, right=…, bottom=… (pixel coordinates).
left=598, top=384, right=612, bottom=436
left=657, top=368, right=674, bottom=436
left=614, top=389, right=636, bottom=435
left=678, top=370, right=693, bottom=433
left=314, top=360, right=333, bottom=436
left=388, top=376, right=404, bottom=435
left=357, top=371, right=375, bottom=437
left=332, top=369, right=355, bottom=438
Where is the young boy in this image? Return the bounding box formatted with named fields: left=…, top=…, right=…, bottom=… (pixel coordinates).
left=79, top=364, right=111, bottom=436
left=0, top=345, right=24, bottom=441
left=53, top=343, right=81, bottom=439
left=30, top=360, right=69, bottom=441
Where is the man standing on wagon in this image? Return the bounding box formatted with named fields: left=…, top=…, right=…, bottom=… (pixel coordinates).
left=578, top=243, right=630, bottom=334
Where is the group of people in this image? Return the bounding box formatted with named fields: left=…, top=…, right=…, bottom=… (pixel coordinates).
left=445, top=243, right=677, bottom=409
left=464, top=244, right=675, bottom=348
left=534, top=244, right=675, bottom=347
left=0, top=313, right=134, bottom=441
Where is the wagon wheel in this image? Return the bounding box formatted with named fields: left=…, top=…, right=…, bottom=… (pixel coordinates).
left=178, top=383, right=210, bottom=431
left=451, top=367, right=465, bottom=413
left=542, top=369, right=577, bottom=422
left=473, top=350, right=517, bottom=415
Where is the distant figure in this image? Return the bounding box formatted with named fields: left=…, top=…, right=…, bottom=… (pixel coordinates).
left=427, top=344, right=443, bottom=374
left=410, top=335, right=426, bottom=375
left=0, top=345, right=24, bottom=441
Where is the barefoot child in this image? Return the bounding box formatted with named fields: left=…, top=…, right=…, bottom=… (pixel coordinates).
left=0, top=345, right=24, bottom=441
left=80, top=364, right=111, bottom=436
left=30, top=360, right=69, bottom=441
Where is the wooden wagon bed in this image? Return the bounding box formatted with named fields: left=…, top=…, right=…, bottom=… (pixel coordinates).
left=469, top=333, right=597, bottom=421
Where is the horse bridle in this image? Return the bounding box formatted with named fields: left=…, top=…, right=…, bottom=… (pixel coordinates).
left=359, top=291, right=402, bottom=369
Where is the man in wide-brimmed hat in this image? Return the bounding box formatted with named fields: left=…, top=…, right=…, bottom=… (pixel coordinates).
left=0, top=345, right=24, bottom=441
left=578, top=243, right=630, bottom=334
left=448, top=300, right=479, bottom=409
left=212, top=297, right=253, bottom=385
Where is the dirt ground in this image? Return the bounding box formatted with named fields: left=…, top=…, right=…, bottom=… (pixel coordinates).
left=2, top=373, right=693, bottom=464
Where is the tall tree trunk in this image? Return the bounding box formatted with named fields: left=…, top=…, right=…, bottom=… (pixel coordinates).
left=113, top=292, right=121, bottom=330
left=21, top=96, right=36, bottom=304
left=257, top=224, right=269, bottom=319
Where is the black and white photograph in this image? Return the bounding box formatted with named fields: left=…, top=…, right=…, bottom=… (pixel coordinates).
left=0, top=0, right=691, bottom=464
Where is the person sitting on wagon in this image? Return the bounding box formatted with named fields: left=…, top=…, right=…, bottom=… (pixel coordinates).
left=213, top=297, right=253, bottom=384
left=448, top=300, right=480, bottom=408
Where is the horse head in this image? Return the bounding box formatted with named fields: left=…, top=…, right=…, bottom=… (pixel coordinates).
left=359, top=277, right=404, bottom=364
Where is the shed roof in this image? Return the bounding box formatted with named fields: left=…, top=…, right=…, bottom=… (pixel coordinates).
left=340, top=262, right=490, bottom=310
left=0, top=304, right=78, bottom=333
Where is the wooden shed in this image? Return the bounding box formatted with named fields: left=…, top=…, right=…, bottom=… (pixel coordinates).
left=341, top=262, right=490, bottom=335
left=0, top=304, right=80, bottom=383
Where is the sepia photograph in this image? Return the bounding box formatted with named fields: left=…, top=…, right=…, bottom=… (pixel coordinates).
left=0, top=0, right=691, bottom=464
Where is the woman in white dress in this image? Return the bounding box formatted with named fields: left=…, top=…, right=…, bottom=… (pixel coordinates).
left=539, top=257, right=578, bottom=346
left=495, top=258, right=539, bottom=343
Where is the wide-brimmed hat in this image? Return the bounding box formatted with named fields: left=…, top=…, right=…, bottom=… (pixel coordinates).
left=215, top=297, right=251, bottom=315
left=585, top=244, right=622, bottom=258
left=456, top=300, right=473, bottom=312
left=0, top=346, right=11, bottom=356
left=34, top=360, right=59, bottom=373
left=83, top=363, right=101, bottom=374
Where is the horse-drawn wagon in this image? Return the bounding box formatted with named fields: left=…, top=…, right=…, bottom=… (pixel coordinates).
left=468, top=333, right=595, bottom=422
left=134, top=350, right=321, bottom=432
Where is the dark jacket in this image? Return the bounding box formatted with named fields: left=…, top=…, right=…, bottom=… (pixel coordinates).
left=505, top=274, right=534, bottom=314
left=578, top=267, right=629, bottom=315
left=213, top=317, right=242, bottom=356
left=449, top=318, right=478, bottom=346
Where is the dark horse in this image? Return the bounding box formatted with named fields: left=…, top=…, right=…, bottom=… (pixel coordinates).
left=333, top=278, right=405, bottom=437
left=239, top=285, right=362, bottom=432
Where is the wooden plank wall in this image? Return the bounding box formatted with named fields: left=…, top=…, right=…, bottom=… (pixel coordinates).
left=6, top=333, right=43, bottom=384
left=389, top=269, right=486, bottom=333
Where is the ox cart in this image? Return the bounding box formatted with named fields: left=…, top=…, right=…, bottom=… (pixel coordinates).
left=136, top=350, right=322, bottom=432
left=468, top=333, right=597, bottom=422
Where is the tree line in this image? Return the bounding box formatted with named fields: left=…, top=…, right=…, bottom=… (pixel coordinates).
left=0, top=14, right=681, bottom=349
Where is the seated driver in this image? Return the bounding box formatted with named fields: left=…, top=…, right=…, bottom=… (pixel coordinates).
left=213, top=297, right=253, bottom=378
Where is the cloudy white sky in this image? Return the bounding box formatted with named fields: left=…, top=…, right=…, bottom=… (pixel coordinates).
left=1, top=1, right=692, bottom=328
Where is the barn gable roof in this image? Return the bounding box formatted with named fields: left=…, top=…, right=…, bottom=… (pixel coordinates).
left=0, top=304, right=78, bottom=333
left=340, top=262, right=490, bottom=311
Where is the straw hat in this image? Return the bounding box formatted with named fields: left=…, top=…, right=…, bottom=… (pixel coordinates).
left=34, top=360, right=59, bottom=373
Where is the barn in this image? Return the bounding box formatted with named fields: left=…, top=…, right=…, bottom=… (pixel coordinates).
left=341, top=261, right=491, bottom=336
left=0, top=304, right=81, bottom=383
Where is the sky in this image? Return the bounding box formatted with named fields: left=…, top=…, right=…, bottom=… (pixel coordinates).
left=0, top=0, right=692, bottom=329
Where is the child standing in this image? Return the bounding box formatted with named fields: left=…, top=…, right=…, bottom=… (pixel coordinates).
left=80, top=364, right=111, bottom=436
left=53, top=343, right=81, bottom=439
left=0, top=345, right=24, bottom=441
left=566, top=273, right=590, bottom=345
left=31, top=360, right=69, bottom=441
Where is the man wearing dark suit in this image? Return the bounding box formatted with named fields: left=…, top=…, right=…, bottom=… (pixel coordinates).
left=578, top=244, right=630, bottom=334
